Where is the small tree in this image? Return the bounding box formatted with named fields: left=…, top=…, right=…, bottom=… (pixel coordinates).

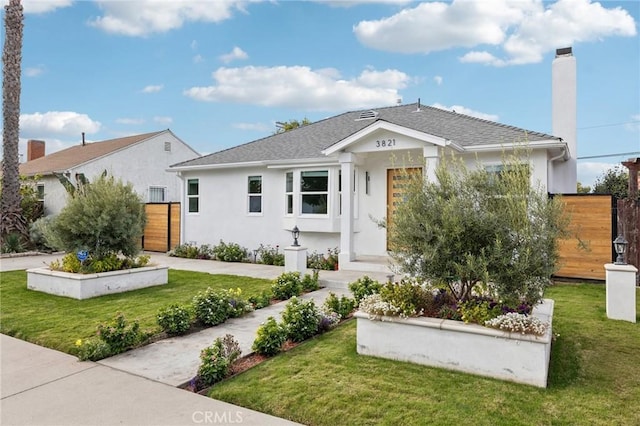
left=52, top=175, right=146, bottom=260
left=592, top=166, right=628, bottom=199
left=275, top=117, right=311, bottom=133
left=387, top=152, right=569, bottom=306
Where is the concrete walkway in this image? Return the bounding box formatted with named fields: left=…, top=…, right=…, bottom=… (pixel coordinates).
left=0, top=252, right=390, bottom=425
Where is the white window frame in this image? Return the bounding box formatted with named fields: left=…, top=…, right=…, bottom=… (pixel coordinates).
left=187, top=178, right=199, bottom=213
left=285, top=172, right=294, bottom=215
left=36, top=183, right=45, bottom=202
left=148, top=186, right=167, bottom=203
left=300, top=170, right=329, bottom=216
left=247, top=175, right=262, bottom=215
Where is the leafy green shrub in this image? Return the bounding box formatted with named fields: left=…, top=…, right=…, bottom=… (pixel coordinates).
left=458, top=299, right=502, bottom=325
left=49, top=252, right=82, bottom=273
left=96, top=313, right=144, bottom=355
left=52, top=175, right=146, bottom=261
left=307, top=247, right=340, bottom=270
left=29, top=216, right=63, bottom=252
left=323, top=292, right=355, bottom=319
left=301, top=271, right=319, bottom=292
left=1, top=232, right=25, bottom=253
left=49, top=252, right=149, bottom=274
left=157, top=304, right=193, bottom=335
left=192, top=287, right=231, bottom=326
left=256, top=244, right=284, bottom=266
left=197, top=334, right=241, bottom=387
left=281, top=297, right=320, bottom=342
left=213, top=240, right=248, bottom=262
left=349, top=276, right=382, bottom=305
left=379, top=279, right=435, bottom=317
left=252, top=316, right=287, bottom=356
left=169, top=243, right=213, bottom=259
left=271, top=272, right=303, bottom=300
left=224, top=288, right=253, bottom=318
left=75, top=338, right=112, bottom=361
left=248, top=290, right=272, bottom=309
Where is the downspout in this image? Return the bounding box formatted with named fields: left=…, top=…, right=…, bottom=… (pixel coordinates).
left=548, top=143, right=568, bottom=194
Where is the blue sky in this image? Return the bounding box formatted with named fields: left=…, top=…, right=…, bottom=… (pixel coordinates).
left=7, top=0, right=640, bottom=187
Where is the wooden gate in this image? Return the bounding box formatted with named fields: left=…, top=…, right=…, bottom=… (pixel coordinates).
left=142, top=203, right=180, bottom=252
left=554, top=194, right=615, bottom=281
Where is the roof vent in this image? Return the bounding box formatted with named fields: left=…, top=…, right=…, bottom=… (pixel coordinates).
left=356, top=110, right=378, bottom=121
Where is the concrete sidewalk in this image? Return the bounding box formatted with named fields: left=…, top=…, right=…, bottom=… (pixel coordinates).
left=1, top=252, right=389, bottom=425
left=1, top=334, right=299, bottom=426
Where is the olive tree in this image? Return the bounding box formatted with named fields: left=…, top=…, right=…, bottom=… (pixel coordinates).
left=387, top=152, right=569, bottom=306
left=52, top=175, right=146, bottom=260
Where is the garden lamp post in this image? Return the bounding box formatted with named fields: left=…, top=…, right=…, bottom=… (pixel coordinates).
left=291, top=226, right=300, bottom=247
left=253, top=249, right=259, bottom=263
left=613, top=235, right=628, bottom=265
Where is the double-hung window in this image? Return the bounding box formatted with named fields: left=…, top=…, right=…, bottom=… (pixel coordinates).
left=187, top=179, right=199, bottom=213
left=248, top=175, right=262, bottom=213
left=285, top=172, right=293, bottom=214
left=36, top=184, right=45, bottom=202
left=301, top=170, right=328, bottom=214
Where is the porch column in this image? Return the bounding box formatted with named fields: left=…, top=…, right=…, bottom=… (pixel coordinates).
left=423, top=145, right=439, bottom=183
left=339, top=152, right=355, bottom=266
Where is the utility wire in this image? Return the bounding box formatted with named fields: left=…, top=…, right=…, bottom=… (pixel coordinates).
left=578, top=121, right=640, bottom=130
left=578, top=152, right=640, bottom=160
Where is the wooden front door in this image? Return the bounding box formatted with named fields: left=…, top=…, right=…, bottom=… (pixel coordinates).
left=386, top=167, right=421, bottom=250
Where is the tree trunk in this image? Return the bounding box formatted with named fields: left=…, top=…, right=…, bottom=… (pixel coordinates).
left=1, top=0, right=26, bottom=242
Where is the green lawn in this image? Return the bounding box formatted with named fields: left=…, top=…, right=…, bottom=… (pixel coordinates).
left=0, top=269, right=272, bottom=354
left=209, top=283, right=640, bottom=426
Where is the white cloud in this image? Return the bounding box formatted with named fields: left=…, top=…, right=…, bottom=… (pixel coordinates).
left=321, top=0, right=412, bottom=7
left=578, top=161, right=620, bottom=187
left=18, top=137, right=76, bottom=161
left=184, top=66, right=409, bottom=111
left=24, top=65, right=45, bottom=77
left=433, top=75, right=443, bottom=86
left=191, top=40, right=198, bottom=50
left=19, top=0, right=72, bottom=14
left=153, top=116, right=173, bottom=125
left=20, top=111, right=101, bottom=138
left=232, top=122, right=272, bottom=132
left=354, top=0, right=637, bottom=66
left=116, top=118, right=145, bottom=125
left=89, top=1, right=253, bottom=36
left=431, top=103, right=499, bottom=122
left=220, top=46, right=248, bottom=64
left=141, top=84, right=163, bottom=94
left=193, top=54, right=204, bottom=64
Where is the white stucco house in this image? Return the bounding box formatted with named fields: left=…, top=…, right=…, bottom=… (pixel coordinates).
left=20, top=129, right=200, bottom=216
left=170, top=48, right=578, bottom=272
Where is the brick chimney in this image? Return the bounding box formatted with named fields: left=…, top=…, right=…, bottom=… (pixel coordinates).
left=27, top=139, right=45, bottom=161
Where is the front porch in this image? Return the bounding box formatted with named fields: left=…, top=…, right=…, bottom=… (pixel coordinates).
left=339, top=255, right=395, bottom=275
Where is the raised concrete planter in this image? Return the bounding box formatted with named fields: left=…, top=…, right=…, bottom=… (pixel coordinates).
left=27, top=266, right=169, bottom=300
left=355, top=299, right=554, bottom=388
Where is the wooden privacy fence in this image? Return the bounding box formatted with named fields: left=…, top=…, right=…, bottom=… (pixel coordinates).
left=554, top=194, right=615, bottom=281
left=142, top=203, right=180, bottom=252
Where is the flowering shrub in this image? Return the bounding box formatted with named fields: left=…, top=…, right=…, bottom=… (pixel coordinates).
left=96, top=313, right=144, bottom=354
left=49, top=252, right=150, bottom=274
left=157, top=304, right=192, bottom=335
left=192, top=288, right=231, bottom=326
left=212, top=240, right=248, bottom=262
left=256, top=244, right=285, bottom=266
left=484, top=313, right=549, bottom=336
left=307, top=247, right=339, bottom=270
left=75, top=338, right=112, bottom=361
left=317, top=309, right=341, bottom=333
left=224, top=288, right=253, bottom=318
left=272, top=272, right=303, bottom=300
left=349, top=276, right=383, bottom=305
left=379, top=279, right=434, bottom=317
left=169, top=243, right=213, bottom=259
left=301, top=270, right=320, bottom=292
left=197, top=334, right=241, bottom=387
left=248, top=290, right=272, bottom=309
left=323, top=292, right=355, bottom=319
left=281, top=297, right=320, bottom=342
left=252, top=316, right=287, bottom=356
left=358, top=293, right=402, bottom=320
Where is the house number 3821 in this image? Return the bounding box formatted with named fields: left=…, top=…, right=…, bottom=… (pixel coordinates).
left=375, top=139, right=396, bottom=148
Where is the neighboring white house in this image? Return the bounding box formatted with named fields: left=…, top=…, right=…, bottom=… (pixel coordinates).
left=170, top=48, right=578, bottom=271
left=19, top=129, right=200, bottom=216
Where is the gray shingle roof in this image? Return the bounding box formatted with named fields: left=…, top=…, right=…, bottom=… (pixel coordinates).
left=172, top=103, right=558, bottom=168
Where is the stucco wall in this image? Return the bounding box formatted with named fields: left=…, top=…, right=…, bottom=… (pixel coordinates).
left=41, top=133, right=198, bottom=216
